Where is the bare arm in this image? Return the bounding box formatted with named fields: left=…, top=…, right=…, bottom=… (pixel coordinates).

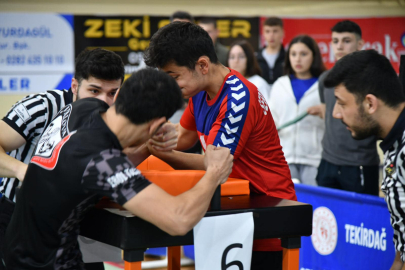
left=0, top=120, right=28, bottom=181
left=123, top=145, right=233, bottom=235
left=149, top=147, right=205, bottom=170
left=175, top=124, right=199, bottom=151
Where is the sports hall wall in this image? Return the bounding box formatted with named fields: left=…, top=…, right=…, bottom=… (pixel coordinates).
left=0, top=0, right=404, bottom=118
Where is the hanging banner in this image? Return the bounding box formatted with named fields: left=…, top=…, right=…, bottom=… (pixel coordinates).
left=194, top=16, right=260, bottom=50
left=194, top=212, right=254, bottom=269
left=0, top=74, right=72, bottom=94
left=74, top=15, right=259, bottom=74
left=259, top=17, right=405, bottom=73
left=296, top=184, right=395, bottom=270
left=0, top=13, right=74, bottom=94
left=0, top=13, right=74, bottom=74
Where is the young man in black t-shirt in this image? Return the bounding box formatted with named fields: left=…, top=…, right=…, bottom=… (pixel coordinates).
left=3, top=69, right=234, bottom=269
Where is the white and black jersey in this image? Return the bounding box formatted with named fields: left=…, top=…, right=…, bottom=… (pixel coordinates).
left=0, top=89, right=73, bottom=202
left=380, top=108, right=405, bottom=262
left=4, top=99, right=151, bottom=269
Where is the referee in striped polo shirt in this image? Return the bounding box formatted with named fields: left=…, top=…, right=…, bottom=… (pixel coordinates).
left=324, top=50, right=405, bottom=270
left=0, top=48, right=125, bottom=270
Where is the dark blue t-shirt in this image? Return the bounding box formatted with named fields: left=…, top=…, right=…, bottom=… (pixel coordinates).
left=290, top=75, right=317, bottom=104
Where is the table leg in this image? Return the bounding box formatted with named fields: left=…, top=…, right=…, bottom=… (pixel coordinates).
left=123, top=249, right=146, bottom=270
left=281, top=237, right=300, bottom=270
left=282, top=248, right=299, bottom=270
left=124, top=261, right=142, bottom=270
left=167, top=246, right=181, bottom=270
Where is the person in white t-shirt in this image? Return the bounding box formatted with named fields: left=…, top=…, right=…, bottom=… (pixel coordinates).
left=227, top=40, right=272, bottom=102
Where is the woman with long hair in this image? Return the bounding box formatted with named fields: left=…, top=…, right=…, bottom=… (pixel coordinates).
left=227, top=40, right=272, bottom=102
left=269, top=35, right=326, bottom=185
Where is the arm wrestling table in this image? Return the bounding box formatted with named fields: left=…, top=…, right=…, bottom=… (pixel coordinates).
left=80, top=194, right=312, bottom=270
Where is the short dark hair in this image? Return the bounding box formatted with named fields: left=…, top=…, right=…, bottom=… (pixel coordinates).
left=263, top=17, right=283, bottom=28
left=198, top=18, right=217, bottom=29
left=170, top=11, right=194, bottom=23
left=75, top=48, right=125, bottom=85
left=284, top=35, right=326, bottom=78
left=324, top=50, right=405, bottom=108
left=331, top=20, right=362, bottom=39
left=144, top=22, right=219, bottom=70
left=227, top=40, right=262, bottom=77
left=115, top=68, right=183, bottom=124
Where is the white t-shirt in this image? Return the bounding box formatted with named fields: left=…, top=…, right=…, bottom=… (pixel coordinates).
left=248, top=74, right=272, bottom=103
left=262, top=50, right=279, bottom=69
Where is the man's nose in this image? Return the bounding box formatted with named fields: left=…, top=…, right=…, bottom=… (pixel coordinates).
left=332, top=102, right=342, bottom=119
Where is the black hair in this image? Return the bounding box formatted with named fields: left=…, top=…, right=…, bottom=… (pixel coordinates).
left=284, top=35, right=326, bottom=77
left=75, top=48, right=125, bottom=85
left=263, top=17, right=283, bottom=28
left=170, top=11, right=194, bottom=23
left=144, top=22, right=219, bottom=70
left=115, top=68, right=183, bottom=124
left=227, top=40, right=261, bottom=77
left=331, top=20, right=362, bottom=39
left=199, top=18, right=217, bottom=29
left=324, top=50, right=405, bottom=108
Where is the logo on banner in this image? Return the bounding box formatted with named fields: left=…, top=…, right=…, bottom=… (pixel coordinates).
left=311, top=206, right=338, bottom=255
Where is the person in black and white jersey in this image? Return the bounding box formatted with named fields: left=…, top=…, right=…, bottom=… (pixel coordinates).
left=324, top=49, right=405, bottom=270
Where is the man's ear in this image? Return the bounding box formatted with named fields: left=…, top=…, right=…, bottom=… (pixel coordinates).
left=71, top=78, right=79, bottom=101
left=113, top=88, right=121, bottom=103
left=196, top=56, right=210, bottom=75
left=364, top=94, right=379, bottom=114
left=149, top=117, right=167, bottom=136
left=357, top=39, right=365, bottom=50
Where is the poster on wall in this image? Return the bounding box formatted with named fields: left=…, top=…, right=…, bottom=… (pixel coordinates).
left=0, top=13, right=74, bottom=94
left=74, top=15, right=259, bottom=75
left=259, top=17, right=405, bottom=73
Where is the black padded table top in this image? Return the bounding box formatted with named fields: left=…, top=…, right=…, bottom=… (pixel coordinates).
left=80, top=195, right=312, bottom=251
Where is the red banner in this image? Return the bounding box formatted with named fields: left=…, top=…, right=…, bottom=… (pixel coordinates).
left=260, top=17, right=405, bottom=73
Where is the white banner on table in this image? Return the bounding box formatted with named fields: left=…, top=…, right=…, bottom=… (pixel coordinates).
left=78, top=236, right=122, bottom=263
left=0, top=13, right=74, bottom=74
left=194, top=212, right=254, bottom=270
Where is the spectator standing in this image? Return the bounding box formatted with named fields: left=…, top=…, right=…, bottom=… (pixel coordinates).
left=308, top=20, right=380, bottom=196
left=198, top=18, right=229, bottom=66
left=269, top=35, right=326, bottom=185
left=170, top=11, right=194, bottom=23
left=227, top=40, right=272, bottom=102
left=256, top=17, right=285, bottom=88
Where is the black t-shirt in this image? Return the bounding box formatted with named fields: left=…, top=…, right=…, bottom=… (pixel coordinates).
left=4, top=98, right=151, bottom=270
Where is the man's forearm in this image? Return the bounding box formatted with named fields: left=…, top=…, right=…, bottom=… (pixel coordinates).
left=0, top=147, right=27, bottom=181
left=124, top=144, right=151, bottom=167
left=151, top=149, right=205, bottom=170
